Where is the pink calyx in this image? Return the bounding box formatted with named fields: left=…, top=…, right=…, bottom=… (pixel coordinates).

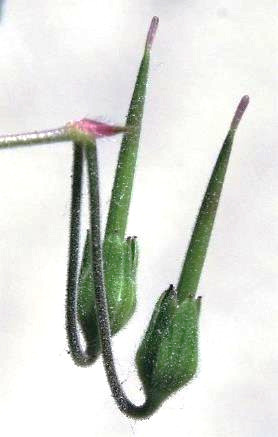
left=69, top=118, right=127, bottom=139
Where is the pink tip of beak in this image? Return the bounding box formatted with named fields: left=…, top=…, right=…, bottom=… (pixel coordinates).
left=231, top=95, right=250, bottom=130
left=145, top=16, right=159, bottom=50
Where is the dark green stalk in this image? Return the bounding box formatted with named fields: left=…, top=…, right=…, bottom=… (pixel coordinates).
left=105, top=17, right=159, bottom=241
left=177, top=96, right=249, bottom=302
left=85, top=141, right=157, bottom=419
left=65, top=143, right=96, bottom=366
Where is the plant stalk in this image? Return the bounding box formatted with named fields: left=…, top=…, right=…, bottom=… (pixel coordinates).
left=65, top=143, right=96, bottom=366
left=85, top=141, right=156, bottom=419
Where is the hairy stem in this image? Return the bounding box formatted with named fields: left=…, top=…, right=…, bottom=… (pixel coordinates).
left=65, top=143, right=97, bottom=366
left=0, top=127, right=69, bottom=148
left=85, top=141, right=156, bottom=419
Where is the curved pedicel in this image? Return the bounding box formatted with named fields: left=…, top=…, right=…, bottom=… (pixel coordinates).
left=83, top=95, right=249, bottom=418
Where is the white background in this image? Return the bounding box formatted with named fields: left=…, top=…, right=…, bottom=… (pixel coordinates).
left=0, top=1, right=277, bottom=436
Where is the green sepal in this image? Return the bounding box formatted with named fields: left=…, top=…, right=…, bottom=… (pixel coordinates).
left=136, top=285, right=177, bottom=394
left=110, top=235, right=138, bottom=333
left=103, top=234, right=138, bottom=334
left=77, top=231, right=138, bottom=358
left=152, top=296, right=201, bottom=397
left=136, top=289, right=201, bottom=409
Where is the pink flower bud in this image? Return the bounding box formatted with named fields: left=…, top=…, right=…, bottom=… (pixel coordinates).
left=69, top=119, right=127, bottom=139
